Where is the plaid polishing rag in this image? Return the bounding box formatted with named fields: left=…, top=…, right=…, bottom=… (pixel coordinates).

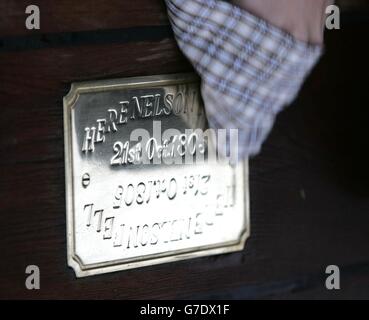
left=165, top=0, right=323, bottom=159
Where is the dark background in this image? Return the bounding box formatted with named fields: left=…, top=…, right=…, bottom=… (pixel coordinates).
left=1, top=0, right=369, bottom=299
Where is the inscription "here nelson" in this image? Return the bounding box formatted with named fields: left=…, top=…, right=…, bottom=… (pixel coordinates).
left=82, top=91, right=201, bottom=153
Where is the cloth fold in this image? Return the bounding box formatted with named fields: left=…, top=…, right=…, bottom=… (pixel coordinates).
left=165, top=0, right=323, bottom=158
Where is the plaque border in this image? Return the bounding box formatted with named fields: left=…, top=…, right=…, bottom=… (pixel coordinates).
left=63, top=73, right=250, bottom=277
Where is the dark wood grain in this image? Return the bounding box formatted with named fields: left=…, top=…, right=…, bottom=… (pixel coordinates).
left=1, top=17, right=369, bottom=299
left=1, top=0, right=368, bottom=38
left=0, top=0, right=168, bottom=37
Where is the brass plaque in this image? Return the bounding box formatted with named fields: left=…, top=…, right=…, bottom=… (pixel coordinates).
left=64, top=73, right=249, bottom=277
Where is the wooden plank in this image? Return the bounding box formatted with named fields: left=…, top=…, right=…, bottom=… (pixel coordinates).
left=0, top=0, right=169, bottom=37
left=1, top=0, right=368, bottom=38
left=1, top=25, right=369, bottom=298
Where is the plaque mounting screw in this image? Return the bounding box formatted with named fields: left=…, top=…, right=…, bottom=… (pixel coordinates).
left=82, top=173, right=90, bottom=188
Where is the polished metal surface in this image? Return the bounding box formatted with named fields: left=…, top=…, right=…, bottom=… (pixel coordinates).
left=64, top=73, right=249, bottom=277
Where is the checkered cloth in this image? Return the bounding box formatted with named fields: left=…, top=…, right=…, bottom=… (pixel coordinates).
left=165, top=0, right=323, bottom=159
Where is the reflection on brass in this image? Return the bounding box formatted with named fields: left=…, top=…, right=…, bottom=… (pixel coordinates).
left=64, top=73, right=250, bottom=277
